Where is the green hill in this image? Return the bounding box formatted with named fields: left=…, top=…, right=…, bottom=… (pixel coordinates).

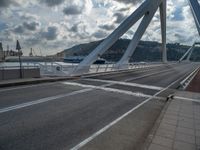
left=59, top=39, right=200, bottom=62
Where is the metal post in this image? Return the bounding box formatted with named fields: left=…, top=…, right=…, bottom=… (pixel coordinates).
left=16, top=40, right=23, bottom=78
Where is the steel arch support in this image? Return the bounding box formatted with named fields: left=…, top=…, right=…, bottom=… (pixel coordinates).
left=73, top=0, right=163, bottom=75
left=188, top=0, right=200, bottom=36
left=116, top=0, right=162, bottom=68
left=186, top=47, right=194, bottom=62
left=179, top=43, right=195, bottom=62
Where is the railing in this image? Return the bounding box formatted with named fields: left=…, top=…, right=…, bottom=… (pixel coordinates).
left=0, top=62, right=164, bottom=77
left=0, top=65, right=39, bottom=70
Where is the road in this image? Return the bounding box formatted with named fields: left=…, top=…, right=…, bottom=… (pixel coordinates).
left=0, top=63, right=199, bottom=150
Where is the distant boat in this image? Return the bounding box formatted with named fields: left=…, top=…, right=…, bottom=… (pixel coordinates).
left=64, top=56, right=106, bottom=64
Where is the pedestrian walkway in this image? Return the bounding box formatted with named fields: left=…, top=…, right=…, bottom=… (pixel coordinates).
left=146, top=91, right=200, bottom=150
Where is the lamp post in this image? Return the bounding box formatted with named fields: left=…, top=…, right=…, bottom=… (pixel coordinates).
left=16, top=40, right=22, bottom=78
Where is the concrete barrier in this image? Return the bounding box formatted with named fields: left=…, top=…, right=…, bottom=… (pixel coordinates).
left=0, top=68, right=40, bottom=80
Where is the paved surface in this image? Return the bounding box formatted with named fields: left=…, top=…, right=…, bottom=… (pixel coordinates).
left=146, top=91, right=200, bottom=150
left=0, top=76, right=78, bottom=88
left=0, top=63, right=199, bottom=150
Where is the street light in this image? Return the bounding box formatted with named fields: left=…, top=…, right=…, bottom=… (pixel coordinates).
left=16, top=40, right=22, bottom=78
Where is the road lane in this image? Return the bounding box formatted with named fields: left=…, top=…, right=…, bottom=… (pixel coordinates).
left=131, top=63, right=198, bottom=87
left=0, top=64, right=175, bottom=109
left=0, top=82, right=84, bottom=109
left=0, top=63, right=199, bottom=150
left=0, top=90, right=146, bottom=150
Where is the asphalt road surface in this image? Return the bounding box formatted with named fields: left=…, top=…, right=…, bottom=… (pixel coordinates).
left=0, top=63, right=199, bottom=150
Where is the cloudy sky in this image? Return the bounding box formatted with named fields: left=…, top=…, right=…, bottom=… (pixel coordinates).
left=0, top=0, right=199, bottom=56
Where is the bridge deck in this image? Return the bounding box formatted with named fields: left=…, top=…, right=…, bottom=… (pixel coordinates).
left=0, top=63, right=199, bottom=150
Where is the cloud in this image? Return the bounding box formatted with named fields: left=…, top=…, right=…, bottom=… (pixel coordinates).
left=40, top=0, right=65, bottom=7
left=92, top=30, right=108, bottom=39
left=23, top=22, right=39, bottom=31
left=68, top=23, right=79, bottom=32
left=67, top=22, right=90, bottom=40
left=99, top=24, right=115, bottom=31
left=114, top=12, right=126, bottom=24
left=63, top=5, right=82, bottom=15
left=11, top=21, right=40, bottom=34
left=114, top=0, right=143, bottom=4
left=41, top=26, right=58, bottom=40
left=0, top=21, right=8, bottom=31
left=0, top=0, right=198, bottom=56
left=0, top=0, right=13, bottom=8
left=13, top=25, right=24, bottom=34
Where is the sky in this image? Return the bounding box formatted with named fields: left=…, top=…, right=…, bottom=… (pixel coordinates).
left=0, top=0, right=200, bottom=56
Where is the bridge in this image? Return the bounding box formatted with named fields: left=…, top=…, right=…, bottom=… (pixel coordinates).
left=0, top=0, right=200, bottom=150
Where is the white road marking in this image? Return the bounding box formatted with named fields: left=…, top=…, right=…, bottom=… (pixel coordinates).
left=180, top=67, right=200, bottom=90
left=70, top=76, right=183, bottom=150
left=0, top=65, right=171, bottom=93
left=124, top=68, right=174, bottom=82
left=0, top=80, right=160, bottom=114
left=0, top=88, right=92, bottom=114
left=175, top=96, right=200, bottom=103
left=0, top=64, right=191, bottom=114
left=62, top=82, right=156, bottom=99
left=0, top=82, right=57, bottom=92
left=83, top=78, right=163, bottom=90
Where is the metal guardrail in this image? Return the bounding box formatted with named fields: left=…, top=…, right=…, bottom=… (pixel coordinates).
left=0, top=62, right=164, bottom=77
left=0, top=66, right=39, bottom=70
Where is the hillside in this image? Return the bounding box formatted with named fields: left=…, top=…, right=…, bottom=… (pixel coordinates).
left=57, top=39, right=200, bottom=62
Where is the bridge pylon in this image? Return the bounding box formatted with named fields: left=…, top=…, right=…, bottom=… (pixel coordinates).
left=72, top=0, right=167, bottom=74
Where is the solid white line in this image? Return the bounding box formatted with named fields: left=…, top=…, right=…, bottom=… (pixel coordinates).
left=0, top=88, right=92, bottom=114
left=70, top=75, right=182, bottom=150
left=175, top=96, right=200, bottom=103
left=84, top=78, right=163, bottom=90
left=180, top=67, right=200, bottom=89
left=124, top=68, right=174, bottom=82
left=62, top=82, right=154, bottom=99
left=0, top=82, right=57, bottom=92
